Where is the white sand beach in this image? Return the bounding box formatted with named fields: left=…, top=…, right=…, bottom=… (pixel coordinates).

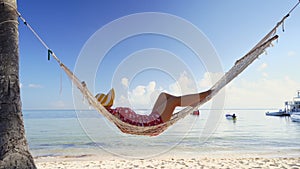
left=35, top=154, right=300, bottom=169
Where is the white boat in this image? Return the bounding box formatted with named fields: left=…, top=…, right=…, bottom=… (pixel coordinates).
left=285, top=90, right=300, bottom=115
left=266, top=90, right=300, bottom=116
left=291, top=113, right=300, bottom=122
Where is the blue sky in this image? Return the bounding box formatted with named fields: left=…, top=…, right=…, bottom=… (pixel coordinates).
left=17, top=1, right=300, bottom=110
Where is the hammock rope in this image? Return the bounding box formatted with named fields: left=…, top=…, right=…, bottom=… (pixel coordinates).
left=12, top=2, right=299, bottom=136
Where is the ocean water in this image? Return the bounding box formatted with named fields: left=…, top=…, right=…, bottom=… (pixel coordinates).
left=23, top=109, right=300, bottom=158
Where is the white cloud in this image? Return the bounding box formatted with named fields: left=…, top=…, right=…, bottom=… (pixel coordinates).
left=132, top=85, right=146, bottom=96
left=127, top=81, right=160, bottom=109
left=225, top=76, right=300, bottom=109
left=115, top=70, right=300, bottom=111
left=20, top=83, right=23, bottom=88
left=118, top=95, right=129, bottom=106
left=199, top=72, right=223, bottom=89
left=262, top=72, right=268, bottom=78
left=168, top=71, right=197, bottom=95
left=118, top=71, right=223, bottom=109
left=28, top=84, right=43, bottom=88
left=288, top=51, right=296, bottom=57
left=256, top=63, right=268, bottom=78
left=121, top=77, right=129, bottom=88
left=119, top=72, right=199, bottom=109
left=257, top=63, right=268, bottom=71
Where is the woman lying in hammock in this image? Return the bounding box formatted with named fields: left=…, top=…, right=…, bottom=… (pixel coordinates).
left=96, top=89, right=212, bottom=126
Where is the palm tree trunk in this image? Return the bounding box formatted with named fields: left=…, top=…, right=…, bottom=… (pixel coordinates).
left=0, top=0, right=36, bottom=168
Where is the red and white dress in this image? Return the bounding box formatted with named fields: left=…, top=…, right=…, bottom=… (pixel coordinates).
left=107, top=107, right=163, bottom=126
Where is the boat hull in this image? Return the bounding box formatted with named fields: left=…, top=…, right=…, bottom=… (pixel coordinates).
left=291, top=114, right=300, bottom=122
left=265, top=111, right=290, bottom=116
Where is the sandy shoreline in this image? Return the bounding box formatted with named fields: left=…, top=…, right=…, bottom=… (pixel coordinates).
left=35, top=154, right=300, bottom=169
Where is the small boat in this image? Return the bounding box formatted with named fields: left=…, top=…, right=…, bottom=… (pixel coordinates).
left=225, top=114, right=237, bottom=120
left=291, top=113, right=300, bottom=122
left=191, top=110, right=200, bottom=116
left=265, top=110, right=289, bottom=116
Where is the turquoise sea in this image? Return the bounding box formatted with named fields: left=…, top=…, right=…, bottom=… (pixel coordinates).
left=23, top=109, right=300, bottom=159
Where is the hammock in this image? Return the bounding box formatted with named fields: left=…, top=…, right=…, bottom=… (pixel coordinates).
left=16, top=3, right=299, bottom=136
left=57, top=34, right=278, bottom=136
left=55, top=21, right=280, bottom=136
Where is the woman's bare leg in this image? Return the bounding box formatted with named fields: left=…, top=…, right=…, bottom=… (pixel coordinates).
left=152, top=90, right=212, bottom=122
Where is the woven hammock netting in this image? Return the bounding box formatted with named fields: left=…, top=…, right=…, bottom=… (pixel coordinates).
left=56, top=15, right=286, bottom=136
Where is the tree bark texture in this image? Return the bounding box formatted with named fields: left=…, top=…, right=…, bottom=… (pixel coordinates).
left=0, top=0, right=36, bottom=168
